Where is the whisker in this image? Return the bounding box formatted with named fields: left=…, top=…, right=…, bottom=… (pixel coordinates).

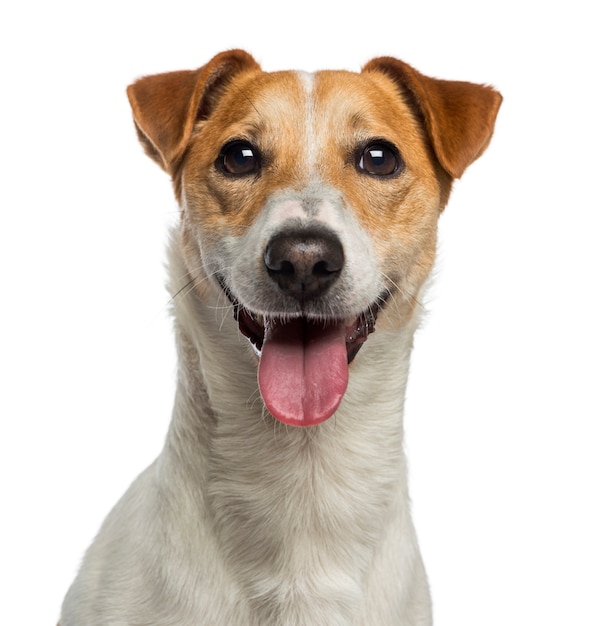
left=380, top=271, right=426, bottom=315
left=246, top=388, right=264, bottom=412
left=232, top=83, right=262, bottom=119
left=217, top=292, right=233, bottom=331
left=169, top=277, right=197, bottom=303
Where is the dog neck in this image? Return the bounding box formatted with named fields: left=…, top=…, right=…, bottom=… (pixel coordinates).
left=161, top=231, right=422, bottom=620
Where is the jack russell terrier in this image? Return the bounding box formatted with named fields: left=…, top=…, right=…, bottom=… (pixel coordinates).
left=60, top=50, right=501, bottom=625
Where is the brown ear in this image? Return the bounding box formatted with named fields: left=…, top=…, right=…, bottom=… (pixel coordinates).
left=126, top=49, right=261, bottom=173
left=362, top=57, right=502, bottom=179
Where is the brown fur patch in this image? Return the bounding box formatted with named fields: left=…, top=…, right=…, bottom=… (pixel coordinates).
left=128, top=51, right=501, bottom=327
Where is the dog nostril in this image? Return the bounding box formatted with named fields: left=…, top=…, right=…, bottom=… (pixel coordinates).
left=276, top=259, right=295, bottom=276
left=313, top=260, right=333, bottom=276
left=264, top=230, right=344, bottom=301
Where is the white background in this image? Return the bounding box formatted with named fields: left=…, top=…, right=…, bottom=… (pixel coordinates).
left=1, top=1, right=601, bottom=624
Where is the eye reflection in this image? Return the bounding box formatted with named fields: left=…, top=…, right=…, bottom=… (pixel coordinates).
left=357, top=142, right=401, bottom=177
left=218, top=141, right=260, bottom=176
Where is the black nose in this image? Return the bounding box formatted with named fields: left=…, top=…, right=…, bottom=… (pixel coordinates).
left=264, top=229, right=344, bottom=302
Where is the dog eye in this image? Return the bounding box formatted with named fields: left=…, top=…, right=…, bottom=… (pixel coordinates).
left=218, top=141, right=260, bottom=176
left=357, top=142, right=401, bottom=177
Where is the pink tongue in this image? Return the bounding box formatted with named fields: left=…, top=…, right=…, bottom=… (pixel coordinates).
left=258, top=318, right=349, bottom=426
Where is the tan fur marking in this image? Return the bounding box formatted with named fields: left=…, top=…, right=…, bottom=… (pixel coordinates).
left=60, top=50, right=501, bottom=626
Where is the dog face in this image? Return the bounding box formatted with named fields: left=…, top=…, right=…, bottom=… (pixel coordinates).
left=127, top=50, right=501, bottom=427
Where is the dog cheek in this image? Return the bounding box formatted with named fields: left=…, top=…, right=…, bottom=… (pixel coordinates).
left=354, top=182, right=439, bottom=272
left=175, top=222, right=217, bottom=301
left=378, top=203, right=439, bottom=322
left=185, top=175, right=270, bottom=242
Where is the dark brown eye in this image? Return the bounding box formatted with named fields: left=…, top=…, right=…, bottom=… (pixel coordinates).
left=217, top=141, right=260, bottom=176
left=357, top=142, right=401, bottom=177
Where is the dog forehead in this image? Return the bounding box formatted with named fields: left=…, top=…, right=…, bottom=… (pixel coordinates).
left=218, top=67, right=408, bottom=134
left=216, top=70, right=307, bottom=126
left=312, top=69, right=417, bottom=136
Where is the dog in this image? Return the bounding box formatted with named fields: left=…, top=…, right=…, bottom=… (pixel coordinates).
left=59, top=50, right=501, bottom=625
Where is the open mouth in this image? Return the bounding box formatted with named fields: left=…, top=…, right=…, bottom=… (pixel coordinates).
left=235, top=302, right=382, bottom=364
left=219, top=277, right=388, bottom=427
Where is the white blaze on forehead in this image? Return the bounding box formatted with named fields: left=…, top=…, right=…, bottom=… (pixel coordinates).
left=296, top=70, right=318, bottom=177
left=224, top=71, right=384, bottom=317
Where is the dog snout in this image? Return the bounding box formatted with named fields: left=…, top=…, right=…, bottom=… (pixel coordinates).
left=264, top=229, right=344, bottom=302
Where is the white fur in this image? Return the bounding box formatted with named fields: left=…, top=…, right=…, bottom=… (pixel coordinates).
left=60, top=69, right=434, bottom=626
left=61, top=235, right=431, bottom=625
left=223, top=185, right=381, bottom=321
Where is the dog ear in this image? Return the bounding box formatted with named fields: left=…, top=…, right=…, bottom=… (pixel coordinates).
left=362, top=57, right=502, bottom=179
left=126, top=49, right=261, bottom=173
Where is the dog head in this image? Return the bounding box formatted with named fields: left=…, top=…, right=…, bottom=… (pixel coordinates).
left=127, top=50, right=501, bottom=426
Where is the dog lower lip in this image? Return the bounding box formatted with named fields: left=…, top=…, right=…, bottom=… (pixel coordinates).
left=218, top=277, right=387, bottom=363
